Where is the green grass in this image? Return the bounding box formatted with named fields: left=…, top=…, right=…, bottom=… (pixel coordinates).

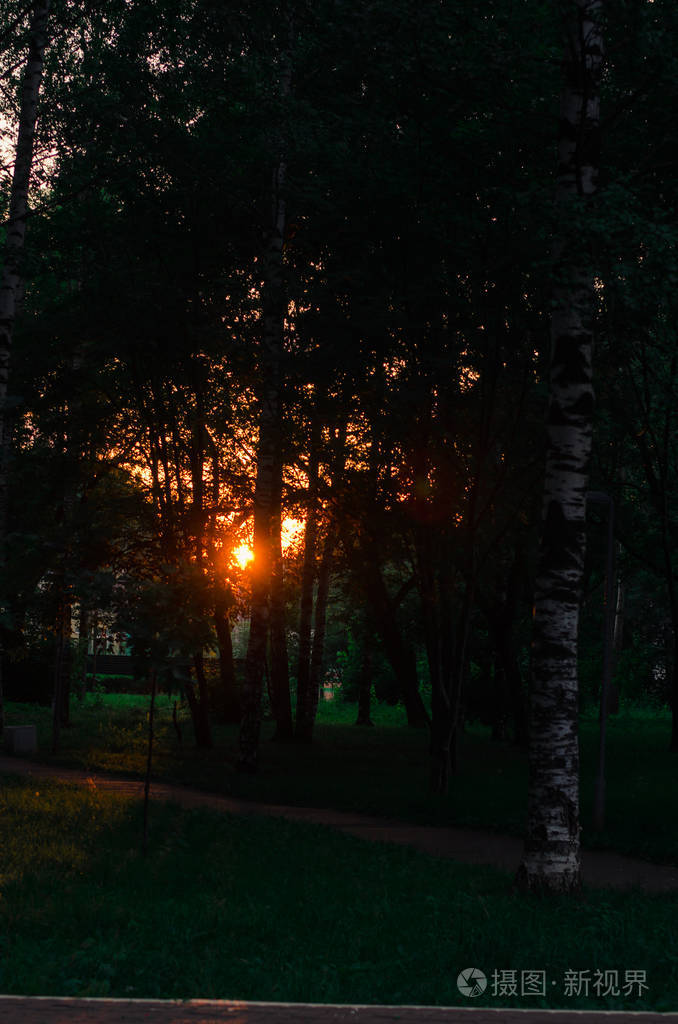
left=0, top=778, right=676, bottom=1010
left=4, top=695, right=677, bottom=865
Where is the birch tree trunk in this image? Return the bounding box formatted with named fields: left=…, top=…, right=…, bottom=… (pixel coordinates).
left=0, top=0, right=51, bottom=736
left=517, top=0, right=603, bottom=893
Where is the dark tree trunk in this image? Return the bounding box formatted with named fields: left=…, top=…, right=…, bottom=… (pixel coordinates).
left=363, top=561, right=429, bottom=728
left=239, top=586, right=269, bottom=771
left=355, top=634, right=374, bottom=727
left=77, top=604, right=89, bottom=701
left=51, top=619, right=64, bottom=754
left=503, top=646, right=528, bottom=746
left=429, top=699, right=456, bottom=795
left=213, top=600, right=240, bottom=724
left=269, top=454, right=293, bottom=742
left=51, top=584, right=72, bottom=752
left=0, top=0, right=51, bottom=739
left=491, top=659, right=509, bottom=742
left=608, top=571, right=624, bottom=715
left=295, top=408, right=320, bottom=742
left=485, top=546, right=528, bottom=746
left=237, top=225, right=286, bottom=770
left=238, top=24, right=293, bottom=769
left=187, top=653, right=212, bottom=748
left=416, top=528, right=457, bottom=790
left=303, top=415, right=347, bottom=735
left=308, top=522, right=334, bottom=729
left=428, top=578, right=474, bottom=795
left=59, top=622, right=72, bottom=726
left=142, top=668, right=157, bottom=856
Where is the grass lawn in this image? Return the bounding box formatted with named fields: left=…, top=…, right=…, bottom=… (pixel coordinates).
left=0, top=777, right=676, bottom=1010
left=4, top=694, right=677, bottom=865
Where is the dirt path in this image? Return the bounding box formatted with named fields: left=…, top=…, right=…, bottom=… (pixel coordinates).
left=1, top=755, right=677, bottom=892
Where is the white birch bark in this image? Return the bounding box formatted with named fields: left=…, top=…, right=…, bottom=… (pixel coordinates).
left=517, top=0, right=603, bottom=893
left=0, top=0, right=51, bottom=733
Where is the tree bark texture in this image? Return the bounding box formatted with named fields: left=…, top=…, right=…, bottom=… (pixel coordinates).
left=355, top=629, right=374, bottom=727
left=50, top=590, right=68, bottom=753
left=269, top=453, right=293, bottom=741
left=58, top=592, right=72, bottom=726
left=416, top=529, right=455, bottom=790
left=428, top=571, right=474, bottom=795
left=308, top=518, right=335, bottom=725
left=0, top=0, right=51, bottom=736
left=295, top=407, right=320, bottom=742
left=142, top=668, right=158, bottom=857
left=362, top=558, right=429, bottom=729
left=238, top=27, right=294, bottom=766
left=517, top=0, right=602, bottom=894
left=305, top=415, right=346, bottom=730
left=77, top=604, right=89, bottom=701
left=188, top=652, right=213, bottom=748
left=213, top=590, right=240, bottom=724
left=237, top=153, right=288, bottom=770
left=485, top=541, right=529, bottom=745
left=608, top=569, right=624, bottom=715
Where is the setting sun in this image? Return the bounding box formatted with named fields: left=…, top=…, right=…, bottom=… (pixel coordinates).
left=233, top=543, right=254, bottom=568
left=229, top=518, right=304, bottom=570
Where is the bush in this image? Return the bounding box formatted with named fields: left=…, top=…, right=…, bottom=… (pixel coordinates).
left=335, top=630, right=396, bottom=704
left=88, top=673, right=144, bottom=694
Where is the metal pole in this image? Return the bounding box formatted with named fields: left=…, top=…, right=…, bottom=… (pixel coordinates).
left=586, top=491, right=615, bottom=832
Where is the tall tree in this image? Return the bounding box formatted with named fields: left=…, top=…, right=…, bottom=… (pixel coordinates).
left=0, top=0, right=51, bottom=735
left=294, top=396, right=321, bottom=742
left=517, top=0, right=603, bottom=893
left=237, top=21, right=294, bottom=769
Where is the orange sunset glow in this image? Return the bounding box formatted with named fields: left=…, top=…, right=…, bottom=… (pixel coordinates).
left=233, top=543, right=254, bottom=568
left=230, top=517, right=304, bottom=569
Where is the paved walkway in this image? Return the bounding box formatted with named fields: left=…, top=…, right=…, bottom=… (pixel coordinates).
left=3, top=999, right=678, bottom=1024
left=1, top=997, right=678, bottom=1024
left=1, top=755, right=677, bottom=892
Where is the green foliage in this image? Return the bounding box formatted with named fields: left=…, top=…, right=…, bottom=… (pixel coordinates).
left=114, top=569, right=217, bottom=681
left=85, top=673, right=145, bottom=695
left=335, top=631, right=401, bottom=705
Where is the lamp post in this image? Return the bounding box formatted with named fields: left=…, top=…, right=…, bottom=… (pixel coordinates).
left=586, top=491, right=616, bottom=832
